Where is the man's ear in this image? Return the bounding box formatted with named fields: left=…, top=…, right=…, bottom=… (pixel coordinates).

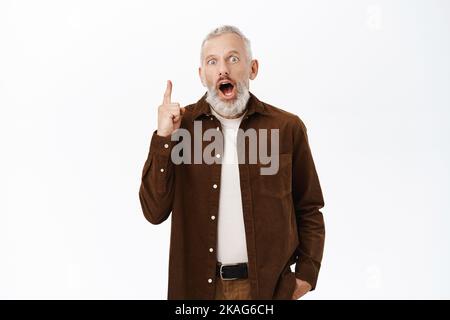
left=249, top=59, right=259, bottom=80
left=198, top=67, right=205, bottom=86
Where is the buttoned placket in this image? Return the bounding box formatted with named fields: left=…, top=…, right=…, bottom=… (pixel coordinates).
left=235, top=112, right=259, bottom=300
left=207, top=116, right=218, bottom=222
left=206, top=114, right=223, bottom=291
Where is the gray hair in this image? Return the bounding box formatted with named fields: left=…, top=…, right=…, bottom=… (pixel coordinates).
left=200, top=25, right=253, bottom=65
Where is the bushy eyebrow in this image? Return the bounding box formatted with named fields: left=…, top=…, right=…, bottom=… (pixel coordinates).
left=204, top=50, right=241, bottom=61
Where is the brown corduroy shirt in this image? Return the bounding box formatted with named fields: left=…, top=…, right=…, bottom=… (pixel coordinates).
left=139, top=91, right=325, bottom=300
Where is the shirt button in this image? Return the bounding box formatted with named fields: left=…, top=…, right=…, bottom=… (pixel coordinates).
left=160, top=168, right=164, bottom=172
left=216, top=154, right=221, bottom=158
left=208, top=278, right=213, bottom=283
left=209, top=248, right=214, bottom=252
left=213, top=184, right=218, bottom=189
left=216, top=127, right=220, bottom=131
left=210, top=117, right=213, bottom=120
left=164, top=143, right=169, bottom=149
left=211, top=215, right=216, bottom=220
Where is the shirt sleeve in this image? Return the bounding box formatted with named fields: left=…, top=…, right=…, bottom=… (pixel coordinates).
left=138, top=130, right=177, bottom=224
left=291, top=116, right=326, bottom=290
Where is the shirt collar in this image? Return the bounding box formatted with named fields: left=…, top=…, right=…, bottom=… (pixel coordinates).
left=191, top=91, right=266, bottom=121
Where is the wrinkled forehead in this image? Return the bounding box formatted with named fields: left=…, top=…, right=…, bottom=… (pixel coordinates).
left=201, top=33, right=247, bottom=60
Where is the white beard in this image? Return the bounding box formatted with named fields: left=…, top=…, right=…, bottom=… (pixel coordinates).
left=205, top=81, right=250, bottom=118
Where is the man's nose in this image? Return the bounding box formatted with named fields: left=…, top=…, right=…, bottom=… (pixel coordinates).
left=218, top=61, right=230, bottom=77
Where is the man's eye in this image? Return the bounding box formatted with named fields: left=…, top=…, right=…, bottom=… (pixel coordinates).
left=207, top=59, right=216, bottom=65
left=229, top=56, right=239, bottom=63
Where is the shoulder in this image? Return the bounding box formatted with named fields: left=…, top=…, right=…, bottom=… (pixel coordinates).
left=182, top=102, right=198, bottom=114
left=179, top=102, right=200, bottom=124
left=259, top=99, right=307, bottom=134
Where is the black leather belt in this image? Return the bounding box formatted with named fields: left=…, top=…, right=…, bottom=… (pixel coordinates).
left=216, top=262, right=248, bottom=280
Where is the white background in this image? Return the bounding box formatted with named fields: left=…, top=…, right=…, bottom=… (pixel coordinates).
left=1, top=0, right=449, bottom=299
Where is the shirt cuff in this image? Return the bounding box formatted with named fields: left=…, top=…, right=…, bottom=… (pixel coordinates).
left=150, top=130, right=177, bottom=156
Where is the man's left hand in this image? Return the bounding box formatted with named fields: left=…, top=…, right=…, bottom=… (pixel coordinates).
left=291, top=277, right=312, bottom=300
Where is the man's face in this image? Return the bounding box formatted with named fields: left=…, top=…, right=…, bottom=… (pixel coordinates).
left=199, top=33, right=258, bottom=102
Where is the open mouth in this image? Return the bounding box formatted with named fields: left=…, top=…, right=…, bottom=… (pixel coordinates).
left=218, top=81, right=235, bottom=98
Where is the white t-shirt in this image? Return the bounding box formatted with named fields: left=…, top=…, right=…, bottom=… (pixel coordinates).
left=210, top=107, right=249, bottom=264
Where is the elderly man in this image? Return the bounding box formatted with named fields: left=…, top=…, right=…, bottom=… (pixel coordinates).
left=139, top=25, right=325, bottom=300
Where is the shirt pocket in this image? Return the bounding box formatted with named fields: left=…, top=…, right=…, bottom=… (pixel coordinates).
left=253, top=153, right=292, bottom=198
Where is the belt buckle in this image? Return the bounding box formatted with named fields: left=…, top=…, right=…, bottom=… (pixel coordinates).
left=219, top=263, right=240, bottom=281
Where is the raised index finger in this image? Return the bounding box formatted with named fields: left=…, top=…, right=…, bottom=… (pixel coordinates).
left=163, top=80, right=172, bottom=104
